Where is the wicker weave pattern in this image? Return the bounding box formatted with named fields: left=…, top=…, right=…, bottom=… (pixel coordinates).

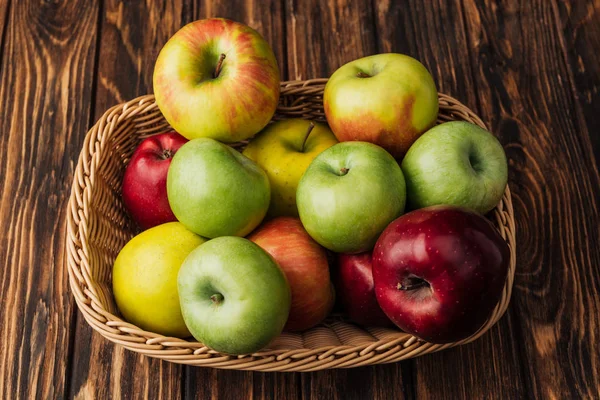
left=66, top=79, right=516, bottom=372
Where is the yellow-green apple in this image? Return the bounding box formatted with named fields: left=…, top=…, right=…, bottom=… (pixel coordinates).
left=401, top=121, right=508, bottom=214
left=248, top=217, right=334, bottom=331
left=167, top=138, right=270, bottom=238
left=178, top=236, right=291, bottom=354
left=153, top=18, right=280, bottom=142
left=296, top=141, right=406, bottom=253
left=336, top=253, right=392, bottom=327
left=112, top=222, right=206, bottom=337
left=242, top=119, right=338, bottom=217
left=122, top=131, right=188, bottom=230
left=324, top=53, right=438, bottom=158
left=372, top=206, right=510, bottom=343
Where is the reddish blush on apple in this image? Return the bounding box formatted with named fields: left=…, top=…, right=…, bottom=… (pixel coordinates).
left=248, top=217, right=334, bottom=331
left=336, top=253, right=392, bottom=327
left=122, top=131, right=188, bottom=230
left=372, top=206, right=510, bottom=343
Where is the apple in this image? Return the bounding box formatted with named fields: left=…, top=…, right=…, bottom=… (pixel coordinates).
left=243, top=119, right=338, bottom=217
left=336, top=253, right=392, bottom=327
left=324, top=53, right=438, bottom=158
left=178, top=236, right=291, bottom=354
left=248, top=217, right=334, bottom=331
left=121, top=131, right=188, bottom=230
left=401, top=121, right=508, bottom=214
left=296, top=141, right=406, bottom=253
left=112, top=222, right=206, bottom=338
left=167, top=138, right=270, bottom=238
left=153, top=18, right=280, bottom=143
left=372, top=206, right=510, bottom=343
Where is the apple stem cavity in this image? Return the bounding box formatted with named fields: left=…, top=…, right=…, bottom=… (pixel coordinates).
left=301, top=122, right=316, bottom=152
left=160, top=149, right=173, bottom=160
left=397, top=276, right=430, bottom=291
left=210, top=293, right=224, bottom=305
left=214, top=53, right=226, bottom=79
left=356, top=71, right=371, bottom=78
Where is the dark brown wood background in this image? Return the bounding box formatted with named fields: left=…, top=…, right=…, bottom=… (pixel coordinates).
left=0, top=0, right=599, bottom=398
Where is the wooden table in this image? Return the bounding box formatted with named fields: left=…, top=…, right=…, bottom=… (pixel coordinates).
left=1, top=0, right=599, bottom=398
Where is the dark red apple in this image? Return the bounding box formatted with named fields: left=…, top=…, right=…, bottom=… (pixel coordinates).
left=122, top=132, right=188, bottom=230
left=336, top=253, right=392, bottom=327
left=248, top=217, right=335, bottom=331
left=372, top=206, right=510, bottom=343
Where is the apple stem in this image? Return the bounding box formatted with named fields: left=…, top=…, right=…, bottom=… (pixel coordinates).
left=356, top=71, right=371, bottom=78
left=161, top=149, right=173, bottom=160
left=301, top=122, right=316, bottom=152
left=214, top=53, right=226, bottom=78
left=210, top=293, right=224, bottom=305
left=397, top=277, right=430, bottom=291
left=339, top=167, right=349, bottom=175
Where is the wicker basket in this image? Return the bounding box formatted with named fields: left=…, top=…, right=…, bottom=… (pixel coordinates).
left=66, top=79, right=516, bottom=372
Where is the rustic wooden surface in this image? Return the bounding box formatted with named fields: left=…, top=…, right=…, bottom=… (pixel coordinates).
left=0, top=0, right=598, bottom=398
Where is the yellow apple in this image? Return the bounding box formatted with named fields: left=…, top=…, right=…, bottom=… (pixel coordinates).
left=112, top=222, right=206, bottom=337
left=243, top=119, right=338, bottom=217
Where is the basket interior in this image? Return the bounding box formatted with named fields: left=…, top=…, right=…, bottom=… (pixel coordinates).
left=69, top=81, right=515, bottom=368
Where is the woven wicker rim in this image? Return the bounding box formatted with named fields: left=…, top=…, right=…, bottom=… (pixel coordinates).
left=66, top=79, right=516, bottom=372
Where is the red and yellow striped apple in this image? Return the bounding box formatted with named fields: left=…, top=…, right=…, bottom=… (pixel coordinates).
left=153, top=18, right=280, bottom=143
left=324, top=53, right=438, bottom=158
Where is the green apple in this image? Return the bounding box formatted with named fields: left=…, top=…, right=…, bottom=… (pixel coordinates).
left=401, top=121, right=508, bottom=214
left=112, top=222, right=206, bottom=338
left=324, top=53, right=438, bottom=158
left=153, top=18, right=280, bottom=142
left=167, top=138, right=270, bottom=238
left=178, top=236, right=291, bottom=354
left=296, top=141, right=406, bottom=253
left=242, top=119, right=338, bottom=217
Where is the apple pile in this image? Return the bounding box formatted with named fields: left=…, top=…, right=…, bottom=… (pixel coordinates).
left=112, top=18, right=511, bottom=355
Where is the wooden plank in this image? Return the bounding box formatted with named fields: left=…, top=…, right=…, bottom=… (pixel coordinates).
left=285, top=0, right=378, bottom=80
left=0, top=0, right=10, bottom=56
left=556, top=0, right=600, bottom=164
left=373, top=1, right=528, bottom=398
left=461, top=0, right=600, bottom=398
left=252, top=372, right=302, bottom=400
left=0, top=0, right=100, bottom=399
left=67, top=1, right=187, bottom=399
left=284, top=0, right=412, bottom=397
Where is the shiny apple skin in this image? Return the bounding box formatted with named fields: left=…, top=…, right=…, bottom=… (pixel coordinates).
left=336, top=253, right=392, bottom=327
left=153, top=18, right=280, bottom=142
left=248, top=217, right=334, bottom=331
left=372, top=206, right=510, bottom=343
left=122, top=132, right=188, bottom=230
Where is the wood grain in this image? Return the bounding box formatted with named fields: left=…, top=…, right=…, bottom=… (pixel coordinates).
left=556, top=0, right=600, bottom=166
left=1, top=0, right=599, bottom=398
left=0, top=0, right=100, bottom=399
left=67, top=1, right=186, bottom=399
left=285, top=0, right=378, bottom=79
left=0, top=0, right=10, bottom=59
left=461, top=0, right=600, bottom=397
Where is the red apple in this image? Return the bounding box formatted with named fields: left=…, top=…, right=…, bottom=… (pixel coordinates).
left=248, top=217, right=334, bottom=331
left=337, top=253, right=392, bottom=327
left=372, top=206, right=510, bottom=343
left=122, top=132, right=188, bottom=230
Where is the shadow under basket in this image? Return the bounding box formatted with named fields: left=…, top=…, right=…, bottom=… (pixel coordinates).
left=66, top=78, right=517, bottom=372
